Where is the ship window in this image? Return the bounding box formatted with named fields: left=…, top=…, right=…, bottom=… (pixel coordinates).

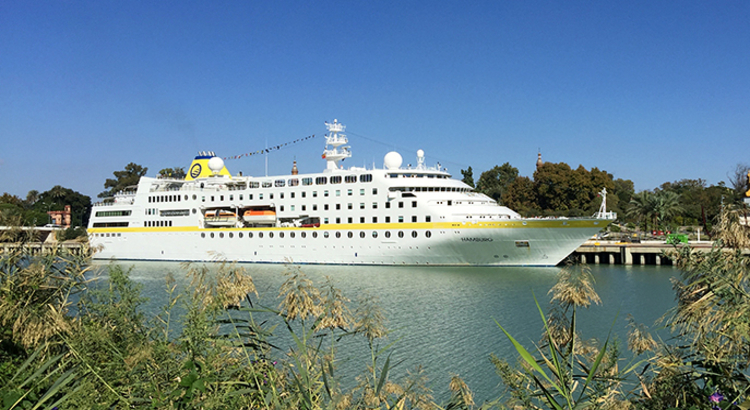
left=324, top=218, right=329, bottom=224
left=239, top=232, right=243, bottom=238
left=210, top=233, right=215, bottom=238
left=219, top=233, right=224, bottom=238
left=301, top=192, right=306, bottom=198
left=426, top=216, right=431, bottom=222
left=372, top=188, right=378, bottom=195
left=193, top=195, right=197, bottom=200
left=259, top=194, right=263, bottom=200
left=312, top=232, right=317, bottom=238
left=280, top=205, right=284, bottom=211
left=412, top=231, right=417, bottom=238
left=270, top=194, right=273, bottom=199
left=385, top=216, right=391, bottom=223
left=360, top=231, right=365, bottom=238
left=336, top=232, right=341, bottom=238
left=301, top=232, right=306, bottom=238
left=398, top=216, right=404, bottom=223
left=385, top=231, right=391, bottom=238
left=184, top=195, right=188, bottom=201
left=372, top=202, right=378, bottom=209
left=211, top=196, right=215, bottom=201
left=279, top=232, right=284, bottom=238
left=335, top=217, right=341, bottom=224
left=269, top=232, right=274, bottom=238
left=348, top=231, right=353, bottom=238
left=221, top=195, right=225, bottom=201
left=372, top=231, right=377, bottom=238
left=313, top=191, right=317, bottom=198
left=291, top=192, right=295, bottom=199
left=259, top=232, right=263, bottom=238
left=249, top=232, right=253, bottom=238
left=262, top=181, right=272, bottom=188
left=249, top=182, right=259, bottom=188
left=447, top=200, right=452, bottom=206
left=290, top=232, right=295, bottom=238
left=316, top=177, right=327, bottom=185
left=398, top=231, right=404, bottom=238
left=239, top=194, right=243, bottom=200
left=330, top=176, right=342, bottom=184
left=301, top=205, right=306, bottom=211
left=372, top=216, right=377, bottom=223
left=398, top=202, right=404, bottom=208
left=360, top=217, right=365, bottom=223
left=426, top=231, right=431, bottom=238
left=324, top=191, right=329, bottom=197
left=345, top=175, right=356, bottom=183
left=289, top=178, right=299, bottom=186
left=412, top=201, right=417, bottom=207
left=201, top=233, right=205, bottom=238
left=249, top=194, right=253, bottom=200
left=336, top=190, right=341, bottom=196
left=360, top=203, right=365, bottom=209
left=347, top=203, right=352, bottom=210
left=302, top=178, right=312, bottom=186
left=348, top=217, right=352, bottom=223
left=280, top=193, right=284, bottom=199
left=313, top=205, right=318, bottom=211
left=275, top=179, right=285, bottom=187
left=385, top=202, right=391, bottom=209
left=290, top=205, right=295, bottom=211
left=324, top=232, right=329, bottom=238
left=360, top=174, right=373, bottom=183
left=348, top=189, right=353, bottom=196
left=229, top=233, right=233, bottom=238
left=412, top=216, right=417, bottom=222
left=325, top=205, right=329, bottom=211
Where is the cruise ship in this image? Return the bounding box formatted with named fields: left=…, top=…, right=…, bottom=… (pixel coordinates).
left=88, top=120, right=614, bottom=266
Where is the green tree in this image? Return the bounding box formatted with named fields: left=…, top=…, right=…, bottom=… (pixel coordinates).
left=99, top=163, right=148, bottom=199
left=501, top=176, right=537, bottom=215
left=158, top=167, right=186, bottom=179
left=37, top=187, right=92, bottom=227
left=727, top=163, right=750, bottom=203
left=460, top=167, right=475, bottom=188
left=24, top=190, right=39, bottom=209
left=476, top=163, right=518, bottom=203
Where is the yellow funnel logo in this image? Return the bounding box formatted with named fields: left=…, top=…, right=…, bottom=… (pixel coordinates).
left=184, top=154, right=231, bottom=181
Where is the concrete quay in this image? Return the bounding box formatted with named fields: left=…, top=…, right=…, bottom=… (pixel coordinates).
left=572, top=240, right=749, bottom=266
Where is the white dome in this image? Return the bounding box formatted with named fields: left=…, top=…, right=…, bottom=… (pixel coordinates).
left=384, top=151, right=403, bottom=170
left=417, top=149, right=424, bottom=158
left=208, top=157, right=225, bottom=174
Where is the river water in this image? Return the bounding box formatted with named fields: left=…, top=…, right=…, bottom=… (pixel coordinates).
left=90, top=261, right=678, bottom=404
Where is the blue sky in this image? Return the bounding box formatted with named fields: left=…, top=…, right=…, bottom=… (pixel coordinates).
left=2, top=1, right=748, bottom=201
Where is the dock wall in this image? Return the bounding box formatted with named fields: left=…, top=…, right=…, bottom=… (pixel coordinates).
left=571, top=241, right=748, bottom=266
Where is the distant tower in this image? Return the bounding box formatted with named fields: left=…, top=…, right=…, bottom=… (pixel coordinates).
left=291, top=160, right=299, bottom=175
left=536, top=150, right=543, bottom=169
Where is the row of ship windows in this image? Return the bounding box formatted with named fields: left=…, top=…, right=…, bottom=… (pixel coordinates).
left=322, top=215, right=431, bottom=224
left=253, top=174, right=373, bottom=188
left=200, top=230, right=432, bottom=239
left=146, top=220, right=173, bottom=227
left=148, top=188, right=379, bottom=204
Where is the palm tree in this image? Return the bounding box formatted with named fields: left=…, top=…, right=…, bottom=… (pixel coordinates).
left=24, top=190, right=39, bottom=209
left=652, top=190, right=683, bottom=230
left=626, top=191, right=654, bottom=232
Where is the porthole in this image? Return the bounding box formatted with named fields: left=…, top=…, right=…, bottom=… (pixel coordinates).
left=372, top=231, right=378, bottom=238
left=360, top=231, right=365, bottom=238
left=301, top=232, right=306, bottom=238
left=425, top=231, right=431, bottom=238
left=269, top=232, right=274, bottom=238
left=239, top=232, right=243, bottom=238
left=411, top=231, right=417, bottom=238
left=279, top=232, right=284, bottom=238
left=324, top=232, right=329, bottom=238
left=229, top=233, right=234, bottom=238
left=313, top=232, right=318, bottom=238
left=184, top=195, right=188, bottom=201
left=210, top=233, right=215, bottom=238
left=348, top=232, right=353, bottom=238
left=398, top=231, right=404, bottom=238
left=192, top=195, right=197, bottom=200
left=219, top=233, right=224, bottom=238
left=201, top=233, right=205, bottom=238
left=249, top=232, right=253, bottom=238
left=192, top=209, right=196, bottom=214
left=385, top=231, right=391, bottom=238
left=259, top=232, right=264, bottom=238
left=335, top=232, right=341, bottom=238
left=290, top=232, right=295, bottom=238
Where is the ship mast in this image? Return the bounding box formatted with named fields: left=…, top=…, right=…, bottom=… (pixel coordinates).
left=322, top=119, right=351, bottom=171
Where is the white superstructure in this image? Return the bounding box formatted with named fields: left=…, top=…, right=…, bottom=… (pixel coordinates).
left=88, top=120, right=614, bottom=267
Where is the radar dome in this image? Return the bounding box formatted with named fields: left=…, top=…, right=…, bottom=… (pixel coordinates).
left=417, top=149, right=424, bottom=158
left=384, top=151, right=403, bottom=170
left=208, top=157, right=225, bottom=174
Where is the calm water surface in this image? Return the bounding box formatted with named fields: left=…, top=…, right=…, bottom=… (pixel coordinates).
left=91, top=261, right=677, bottom=403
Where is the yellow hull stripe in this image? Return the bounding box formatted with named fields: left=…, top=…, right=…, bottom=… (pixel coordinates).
left=88, top=219, right=608, bottom=234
